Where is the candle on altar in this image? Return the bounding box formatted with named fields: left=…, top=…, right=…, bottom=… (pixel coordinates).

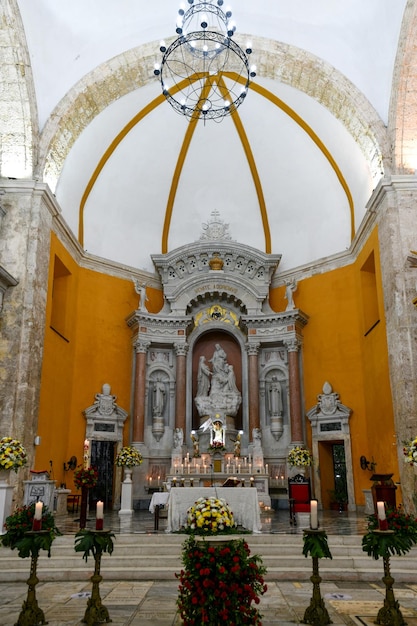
left=250, top=477, right=254, bottom=487
left=33, top=501, right=43, bottom=530
left=149, top=476, right=152, bottom=486
left=238, top=464, right=241, bottom=474
left=377, top=501, right=388, bottom=530
left=249, top=464, right=252, bottom=473
left=96, top=500, right=104, bottom=530
left=265, top=464, right=269, bottom=475
left=83, top=439, right=90, bottom=469
left=310, top=500, right=318, bottom=530
left=158, top=475, right=161, bottom=486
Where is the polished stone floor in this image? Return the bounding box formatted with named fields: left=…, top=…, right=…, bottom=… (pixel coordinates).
left=2, top=509, right=417, bottom=625
left=57, top=505, right=370, bottom=536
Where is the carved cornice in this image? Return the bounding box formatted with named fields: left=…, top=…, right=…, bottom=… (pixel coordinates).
left=242, top=310, right=309, bottom=328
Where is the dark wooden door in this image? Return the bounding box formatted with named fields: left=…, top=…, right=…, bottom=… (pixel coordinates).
left=90, top=440, right=115, bottom=510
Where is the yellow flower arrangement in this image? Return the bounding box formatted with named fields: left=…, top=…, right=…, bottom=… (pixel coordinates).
left=115, top=446, right=143, bottom=468
left=186, top=496, right=236, bottom=535
left=288, top=445, right=313, bottom=468
left=0, top=437, right=27, bottom=472
left=403, top=437, right=417, bottom=467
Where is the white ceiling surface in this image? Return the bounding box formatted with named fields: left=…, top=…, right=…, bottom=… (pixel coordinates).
left=16, top=1, right=407, bottom=275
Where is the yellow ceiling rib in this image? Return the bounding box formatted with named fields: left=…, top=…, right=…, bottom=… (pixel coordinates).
left=161, top=78, right=213, bottom=254
left=217, top=75, right=271, bottom=253
left=80, top=71, right=355, bottom=250
left=246, top=79, right=356, bottom=241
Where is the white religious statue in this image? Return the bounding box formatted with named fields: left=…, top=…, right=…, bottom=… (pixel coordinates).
left=210, top=417, right=226, bottom=447
left=173, top=428, right=184, bottom=450
left=267, top=376, right=282, bottom=417
left=132, top=277, right=149, bottom=312
left=152, top=378, right=166, bottom=417
left=195, top=344, right=241, bottom=421
left=284, top=279, right=297, bottom=311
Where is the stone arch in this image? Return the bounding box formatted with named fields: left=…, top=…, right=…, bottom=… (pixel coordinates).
left=0, top=0, right=38, bottom=178
left=186, top=322, right=248, bottom=436
left=389, top=0, right=417, bottom=172
left=39, top=36, right=390, bottom=192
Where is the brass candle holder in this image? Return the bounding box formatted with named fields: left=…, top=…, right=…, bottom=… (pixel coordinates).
left=301, top=529, right=332, bottom=626
left=15, top=530, right=49, bottom=626
left=373, top=530, right=406, bottom=626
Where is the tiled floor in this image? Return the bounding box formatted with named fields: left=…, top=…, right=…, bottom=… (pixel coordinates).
left=2, top=509, right=416, bottom=625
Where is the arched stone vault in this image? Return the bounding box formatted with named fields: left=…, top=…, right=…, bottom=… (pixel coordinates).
left=38, top=36, right=390, bottom=193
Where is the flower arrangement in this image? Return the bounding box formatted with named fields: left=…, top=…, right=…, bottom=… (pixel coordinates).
left=0, top=436, right=27, bottom=472
left=288, top=445, right=312, bottom=467
left=74, top=465, right=98, bottom=489
left=176, top=535, right=267, bottom=625
left=208, top=441, right=226, bottom=452
left=0, top=503, right=61, bottom=558
left=403, top=436, right=417, bottom=466
left=362, top=506, right=417, bottom=559
left=115, top=445, right=143, bottom=468
left=185, top=496, right=236, bottom=535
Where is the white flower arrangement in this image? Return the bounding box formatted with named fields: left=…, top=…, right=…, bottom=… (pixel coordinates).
left=186, top=496, right=236, bottom=535
left=403, top=437, right=417, bottom=467
left=115, top=446, right=143, bottom=468
left=0, top=437, right=27, bottom=472
left=288, top=445, right=312, bottom=468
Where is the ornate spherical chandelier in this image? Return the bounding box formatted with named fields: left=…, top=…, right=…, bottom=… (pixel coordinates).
left=154, top=0, right=256, bottom=122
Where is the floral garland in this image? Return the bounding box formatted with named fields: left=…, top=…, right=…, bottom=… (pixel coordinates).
left=74, top=465, right=98, bottom=489
left=208, top=441, right=226, bottom=452
left=288, top=445, right=312, bottom=467
left=176, top=536, right=267, bottom=625
left=362, top=506, right=417, bottom=559
left=403, top=436, right=417, bottom=467
left=185, top=496, right=236, bottom=535
left=1, top=503, right=61, bottom=558
left=115, top=446, right=143, bottom=468
left=0, top=436, right=28, bottom=472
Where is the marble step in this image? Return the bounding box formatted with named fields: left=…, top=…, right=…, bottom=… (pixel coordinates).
left=1, top=534, right=416, bottom=583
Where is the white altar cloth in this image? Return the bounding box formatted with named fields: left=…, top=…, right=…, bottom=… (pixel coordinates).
left=149, top=492, right=170, bottom=514
left=166, top=487, right=261, bottom=533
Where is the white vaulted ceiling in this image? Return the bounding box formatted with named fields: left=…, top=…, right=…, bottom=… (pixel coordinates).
left=15, top=0, right=407, bottom=274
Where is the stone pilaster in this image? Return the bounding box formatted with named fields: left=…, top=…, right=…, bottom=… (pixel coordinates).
left=247, top=342, right=260, bottom=439
left=174, top=343, right=188, bottom=434
left=132, top=340, right=150, bottom=443
left=369, top=176, right=417, bottom=511
left=285, top=338, right=304, bottom=445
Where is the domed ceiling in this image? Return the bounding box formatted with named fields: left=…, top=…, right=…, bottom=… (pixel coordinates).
left=16, top=0, right=407, bottom=274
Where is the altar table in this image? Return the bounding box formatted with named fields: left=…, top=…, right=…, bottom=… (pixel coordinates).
left=166, top=487, right=261, bottom=533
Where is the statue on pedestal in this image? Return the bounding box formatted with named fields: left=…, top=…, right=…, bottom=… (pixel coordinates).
left=195, top=344, right=241, bottom=421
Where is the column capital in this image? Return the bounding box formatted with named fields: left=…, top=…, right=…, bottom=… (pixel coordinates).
left=246, top=342, right=260, bottom=356
left=173, top=342, right=189, bottom=357
left=285, top=338, right=301, bottom=352
left=135, top=340, right=151, bottom=354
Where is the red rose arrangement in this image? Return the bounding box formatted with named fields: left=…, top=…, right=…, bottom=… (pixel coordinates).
left=176, top=536, right=267, bottom=625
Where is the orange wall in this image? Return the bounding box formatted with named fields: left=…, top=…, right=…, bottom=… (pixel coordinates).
left=36, top=232, right=162, bottom=490
left=270, top=227, right=397, bottom=505
left=37, top=227, right=397, bottom=503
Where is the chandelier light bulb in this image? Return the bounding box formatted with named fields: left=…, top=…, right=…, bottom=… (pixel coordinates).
left=201, top=13, right=208, bottom=28
left=160, top=40, right=166, bottom=52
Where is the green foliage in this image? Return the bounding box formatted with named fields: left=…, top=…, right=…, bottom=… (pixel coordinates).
left=302, top=531, right=333, bottom=559
left=176, top=536, right=267, bottom=625
left=0, top=503, right=61, bottom=558
left=362, top=507, right=417, bottom=559
left=74, top=529, right=115, bottom=562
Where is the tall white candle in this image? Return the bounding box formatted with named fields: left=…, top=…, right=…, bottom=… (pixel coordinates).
left=34, top=501, right=43, bottom=520
left=310, top=500, right=318, bottom=529
left=377, top=501, right=386, bottom=520
left=96, top=500, right=104, bottom=530
left=96, top=501, right=104, bottom=519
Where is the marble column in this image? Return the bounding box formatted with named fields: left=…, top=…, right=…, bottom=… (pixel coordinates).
left=132, top=340, right=150, bottom=443
left=174, top=343, right=188, bottom=434
left=247, top=343, right=260, bottom=439
left=286, top=339, right=304, bottom=444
